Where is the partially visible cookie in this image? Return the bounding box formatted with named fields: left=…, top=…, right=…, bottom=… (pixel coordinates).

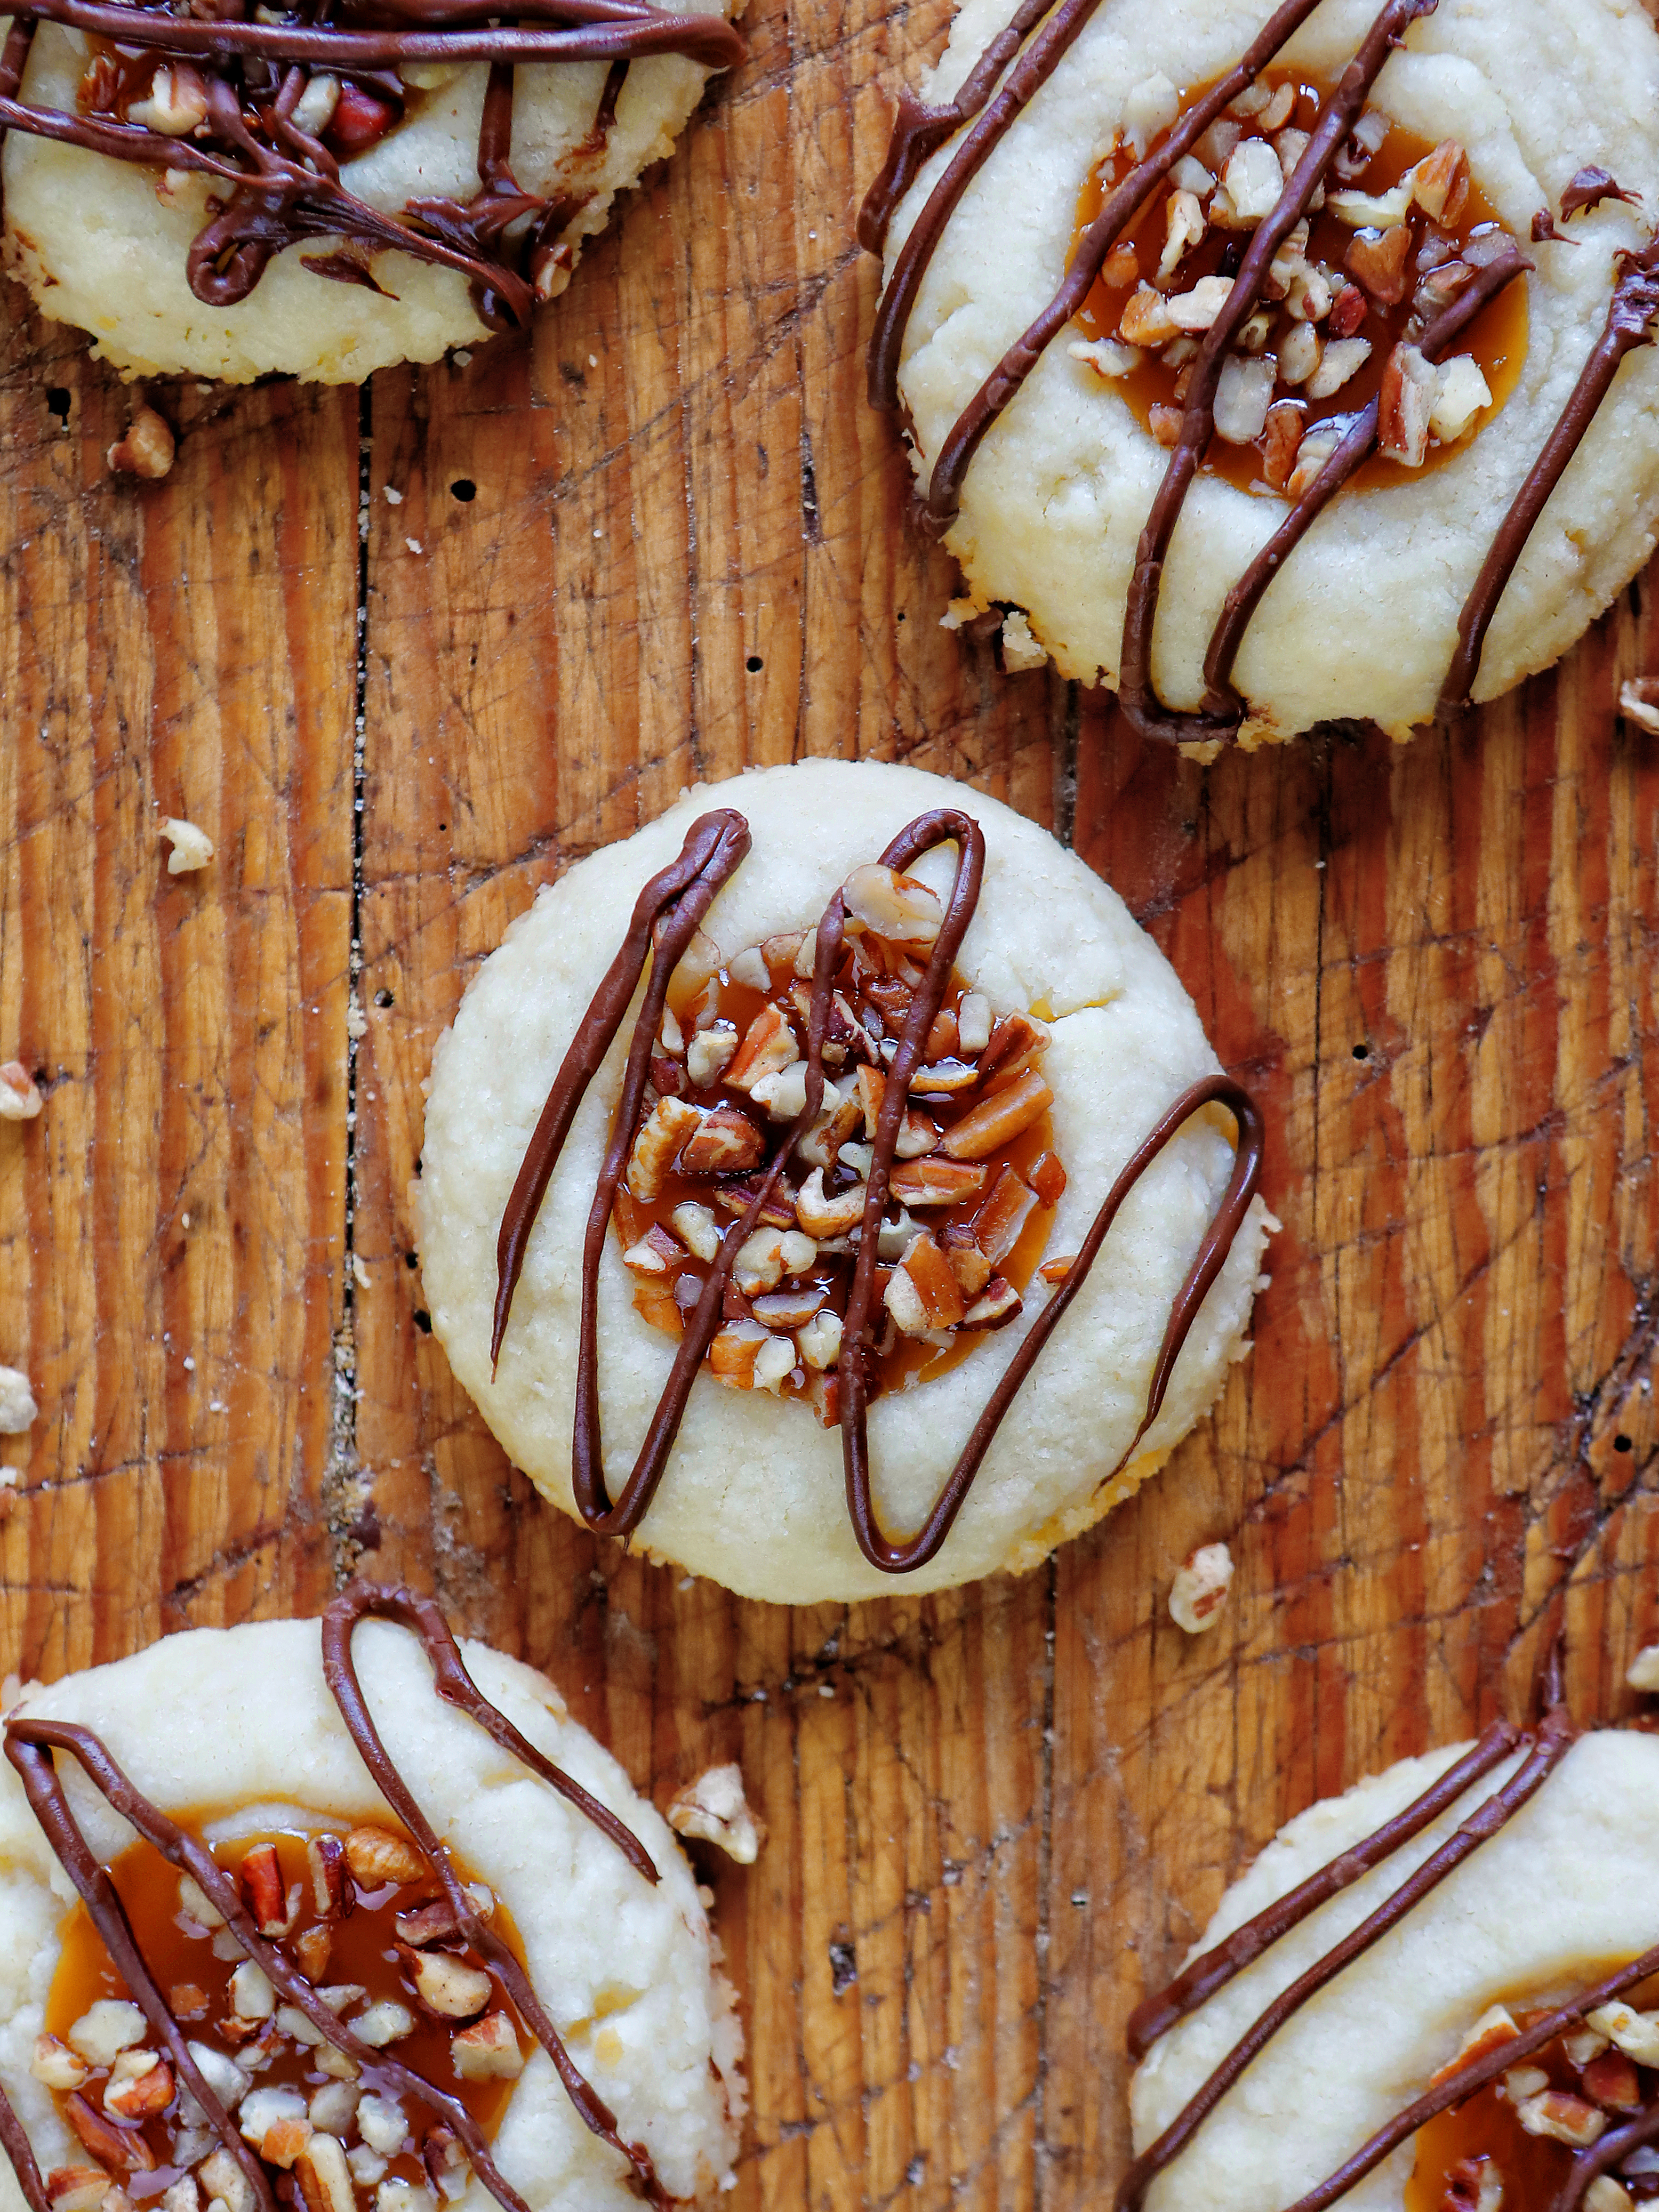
left=0, top=1589, right=745, bottom=2212
left=1126, top=1705, right=1659, bottom=2212
left=2, top=0, right=743, bottom=381
left=417, top=758, right=1273, bottom=1604
left=864, top=0, right=1659, bottom=741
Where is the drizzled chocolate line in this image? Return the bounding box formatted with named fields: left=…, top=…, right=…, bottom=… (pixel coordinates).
left=0, top=0, right=742, bottom=325
left=0, top=1583, right=666, bottom=2212
left=0, top=2093, right=48, bottom=2212
left=1118, top=0, right=1436, bottom=746
left=867, top=0, right=1328, bottom=524
left=491, top=806, right=1264, bottom=1574
left=10, top=0, right=742, bottom=69
left=856, top=0, right=1059, bottom=259
left=319, top=1584, right=663, bottom=2205
left=1116, top=1697, right=1575, bottom=2212
left=5, top=1725, right=288, bottom=2212
left=863, top=0, right=1659, bottom=742
left=1123, top=1715, right=1522, bottom=2060
left=1437, top=238, right=1659, bottom=717
left=488, top=808, right=846, bottom=1545
left=1203, top=239, right=1530, bottom=719
left=493, top=808, right=750, bottom=1366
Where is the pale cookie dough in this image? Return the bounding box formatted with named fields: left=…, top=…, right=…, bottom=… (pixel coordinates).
left=417, top=757, right=1275, bottom=1604
left=0, top=1619, right=745, bottom=2210
left=881, top=0, right=1659, bottom=738
left=1130, top=1730, right=1659, bottom=2212
left=3, top=3, right=734, bottom=381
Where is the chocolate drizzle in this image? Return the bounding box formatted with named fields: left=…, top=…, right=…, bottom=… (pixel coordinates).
left=0, top=1583, right=669, bottom=2212
left=1116, top=1660, right=1659, bottom=2212
left=1203, top=239, right=1530, bottom=720
left=1123, top=1716, right=1523, bottom=2061
left=862, top=0, right=1659, bottom=742
left=0, top=0, right=743, bottom=324
left=490, top=805, right=1265, bottom=1575
left=1438, top=238, right=1659, bottom=715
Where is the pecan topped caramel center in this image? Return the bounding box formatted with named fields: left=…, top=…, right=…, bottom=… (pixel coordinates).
left=1408, top=1990, right=1659, bottom=2212
left=611, top=859, right=1068, bottom=1417
left=1070, top=71, right=1527, bottom=495
left=35, top=1825, right=524, bottom=2212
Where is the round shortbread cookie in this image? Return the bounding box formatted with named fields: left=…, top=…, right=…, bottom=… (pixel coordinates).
left=2, top=0, right=736, bottom=382
left=1129, top=1729, right=1659, bottom=2212
left=877, top=0, right=1659, bottom=739
left=0, top=1617, right=745, bottom=2211
left=416, top=758, right=1274, bottom=1604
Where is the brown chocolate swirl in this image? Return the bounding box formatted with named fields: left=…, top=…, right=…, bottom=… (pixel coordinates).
left=0, top=0, right=743, bottom=325
left=862, top=0, right=1658, bottom=744
left=0, top=1583, right=669, bottom=2212
left=490, top=804, right=1265, bottom=1575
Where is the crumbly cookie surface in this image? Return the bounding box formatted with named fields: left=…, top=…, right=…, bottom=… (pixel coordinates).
left=884, top=0, right=1659, bottom=738
left=1129, top=1730, right=1659, bottom=2212
left=416, top=758, right=1273, bottom=1603
left=3, top=5, right=730, bottom=382
left=0, top=1620, right=744, bottom=2210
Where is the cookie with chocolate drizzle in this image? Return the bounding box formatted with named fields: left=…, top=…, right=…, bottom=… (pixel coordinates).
left=0, top=1589, right=745, bottom=2212
left=416, top=758, right=1274, bottom=1603
left=1123, top=1650, right=1659, bottom=2212
left=0, top=0, right=743, bottom=378
left=862, top=0, right=1659, bottom=741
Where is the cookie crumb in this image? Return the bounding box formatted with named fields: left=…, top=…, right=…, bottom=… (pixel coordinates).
left=667, top=1764, right=766, bottom=1863
left=1169, top=1541, right=1235, bottom=1633
left=0, top=1366, right=38, bottom=1435
left=1000, top=609, right=1048, bottom=673
left=1627, top=1644, right=1659, bottom=1692
left=1620, top=678, right=1659, bottom=734
left=160, top=818, right=213, bottom=874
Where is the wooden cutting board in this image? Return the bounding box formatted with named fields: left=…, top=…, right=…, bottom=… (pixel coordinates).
left=3, top=0, right=1658, bottom=2198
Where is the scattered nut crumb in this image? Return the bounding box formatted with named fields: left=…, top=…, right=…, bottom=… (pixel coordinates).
left=1169, top=1541, right=1235, bottom=1633
left=383, top=486, right=404, bottom=505
left=0, top=1366, right=37, bottom=1435
left=351, top=1253, right=370, bottom=1291
left=0, top=1063, right=42, bottom=1120
left=1620, top=678, right=1659, bottom=734
left=1628, top=1643, right=1659, bottom=1692
left=107, top=405, right=175, bottom=480
left=666, top=1763, right=767, bottom=1864
left=160, top=817, right=214, bottom=874
left=346, top=995, right=367, bottom=1041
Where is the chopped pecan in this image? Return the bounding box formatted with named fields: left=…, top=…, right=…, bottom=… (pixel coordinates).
left=972, top=1167, right=1037, bottom=1267
left=625, top=1095, right=703, bottom=1201
left=941, top=1069, right=1052, bottom=1160
left=679, top=1105, right=764, bottom=1177
left=889, top=1157, right=989, bottom=1209
left=726, top=1003, right=801, bottom=1092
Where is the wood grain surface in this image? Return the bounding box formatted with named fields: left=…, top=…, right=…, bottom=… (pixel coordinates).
left=4, top=0, right=1659, bottom=2199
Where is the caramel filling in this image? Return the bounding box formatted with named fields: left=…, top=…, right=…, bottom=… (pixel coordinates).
left=1408, top=1991, right=1659, bottom=2212
left=36, top=1824, right=523, bottom=2212
left=1071, top=69, right=1527, bottom=495
left=611, top=868, right=1067, bottom=1418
